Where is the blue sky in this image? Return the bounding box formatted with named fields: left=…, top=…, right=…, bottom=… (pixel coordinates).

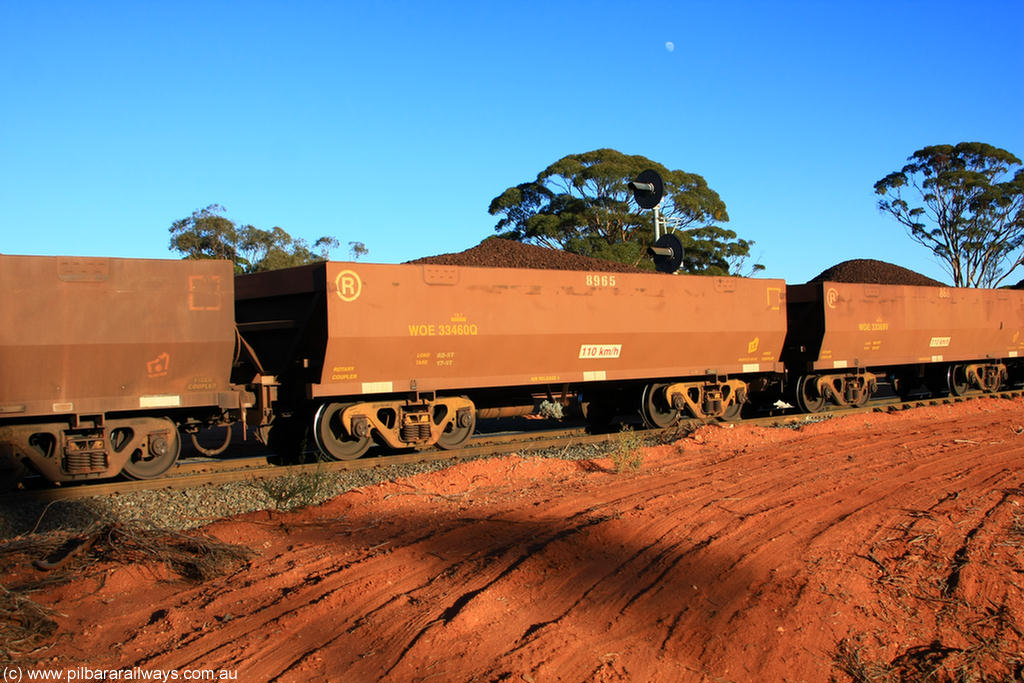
left=2, top=1, right=1022, bottom=284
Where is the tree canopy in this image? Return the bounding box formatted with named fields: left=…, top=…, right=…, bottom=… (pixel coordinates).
left=169, top=205, right=361, bottom=274
left=874, top=142, right=1024, bottom=288
left=488, top=148, right=762, bottom=276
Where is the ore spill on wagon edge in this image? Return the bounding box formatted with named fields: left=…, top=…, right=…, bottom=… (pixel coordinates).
left=407, top=238, right=646, bottom=273
left=808, top=259, right=945, bottom=286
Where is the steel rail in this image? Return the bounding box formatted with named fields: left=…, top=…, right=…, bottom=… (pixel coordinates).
left=4, top=426, right=604, bottom=501
left=5, top=389, right=1021, bottom=503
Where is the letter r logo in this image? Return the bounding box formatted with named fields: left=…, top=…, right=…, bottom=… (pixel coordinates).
left=335, top=270, right=362, bottom=302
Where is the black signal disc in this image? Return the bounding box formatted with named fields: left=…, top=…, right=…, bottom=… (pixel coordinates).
left=631, top=169, right=665, bottom=209
left=650, top=233, right=684, bottom=273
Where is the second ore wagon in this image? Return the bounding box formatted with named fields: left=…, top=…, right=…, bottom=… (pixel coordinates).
left=234, top=261, right=788, bottom=459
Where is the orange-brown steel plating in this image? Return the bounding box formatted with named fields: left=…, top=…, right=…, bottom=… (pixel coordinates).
left=786, top=281, right=1024, bottom=370
left=0, top=255, right=240, bottom=481
left=236, top=262, right=788, bottom=402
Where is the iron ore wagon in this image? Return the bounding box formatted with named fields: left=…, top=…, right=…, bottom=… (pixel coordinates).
left=783, top=281, right=1024, bottom=411
left=233, top=261, right=789, bottom=459
left=0, top=255, right=244, bottom=482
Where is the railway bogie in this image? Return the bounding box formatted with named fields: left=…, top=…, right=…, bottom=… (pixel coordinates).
left=791, top=372, right=877, bottom=412
left=637, top=376, right=750, bottom=427
left=665, top=377, right=749, bottom=420
left=311, top=395, right=476, bottom=459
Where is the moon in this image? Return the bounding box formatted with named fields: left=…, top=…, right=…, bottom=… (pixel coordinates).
left=665, top=41, right=675, bottom=52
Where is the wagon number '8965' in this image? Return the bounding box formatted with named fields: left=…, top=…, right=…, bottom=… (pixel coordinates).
left=586, top=274, right=616, bottom=287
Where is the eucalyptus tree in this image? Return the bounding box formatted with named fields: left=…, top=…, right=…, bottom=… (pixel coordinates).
left=169, top=204, right=351, bottom=274
left=488, top=149, right=762, bottom=276
left=875, top=142, right=1024, bottom=287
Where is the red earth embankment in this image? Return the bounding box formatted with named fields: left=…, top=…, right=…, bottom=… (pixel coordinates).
left=14, top=398, right=1024, bottom=681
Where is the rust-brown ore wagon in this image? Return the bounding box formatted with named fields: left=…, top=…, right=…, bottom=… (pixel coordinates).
left=235, top=261, right=788, bottom=459
left=0, top=255, right=242, bottom=482
left=784, top=281, right=1024, bottom=411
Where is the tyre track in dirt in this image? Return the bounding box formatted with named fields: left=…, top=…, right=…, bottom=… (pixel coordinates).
left=18, top=398, right=1024, bottom=682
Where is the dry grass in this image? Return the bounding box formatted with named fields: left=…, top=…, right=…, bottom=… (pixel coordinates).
left=833, top=637, right=895, bottom=683
left=610, top=425, right=644, bottom=473
left=834, top=622, right=1024, bottom=683
left=254, top=467, right=334, bottom=511
left=0, top=519, right=256, bottom=666
left=91, top=522, right=256, bottom=582
left=832, top=509, right=1024, bottom=683
left=0, top=584, right=58, bottom=667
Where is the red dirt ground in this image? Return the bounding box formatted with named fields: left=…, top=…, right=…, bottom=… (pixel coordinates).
left=11, top=398, right=1024, bottom=682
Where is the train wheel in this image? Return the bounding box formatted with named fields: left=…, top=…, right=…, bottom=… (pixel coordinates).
left=313, top=403, right=371, bottom=460
left=795, top=375, right=827, bottom=413
left=947, top=365, right=970, bottom=396
left=436, top=405, right=476, bottom=450
left=122, top=419, right=181, bottom=480
left=641, top=383, right=679, bottom=428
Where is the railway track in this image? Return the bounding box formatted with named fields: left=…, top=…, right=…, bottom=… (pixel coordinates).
left=5, top=389, right=1021, bottom=502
